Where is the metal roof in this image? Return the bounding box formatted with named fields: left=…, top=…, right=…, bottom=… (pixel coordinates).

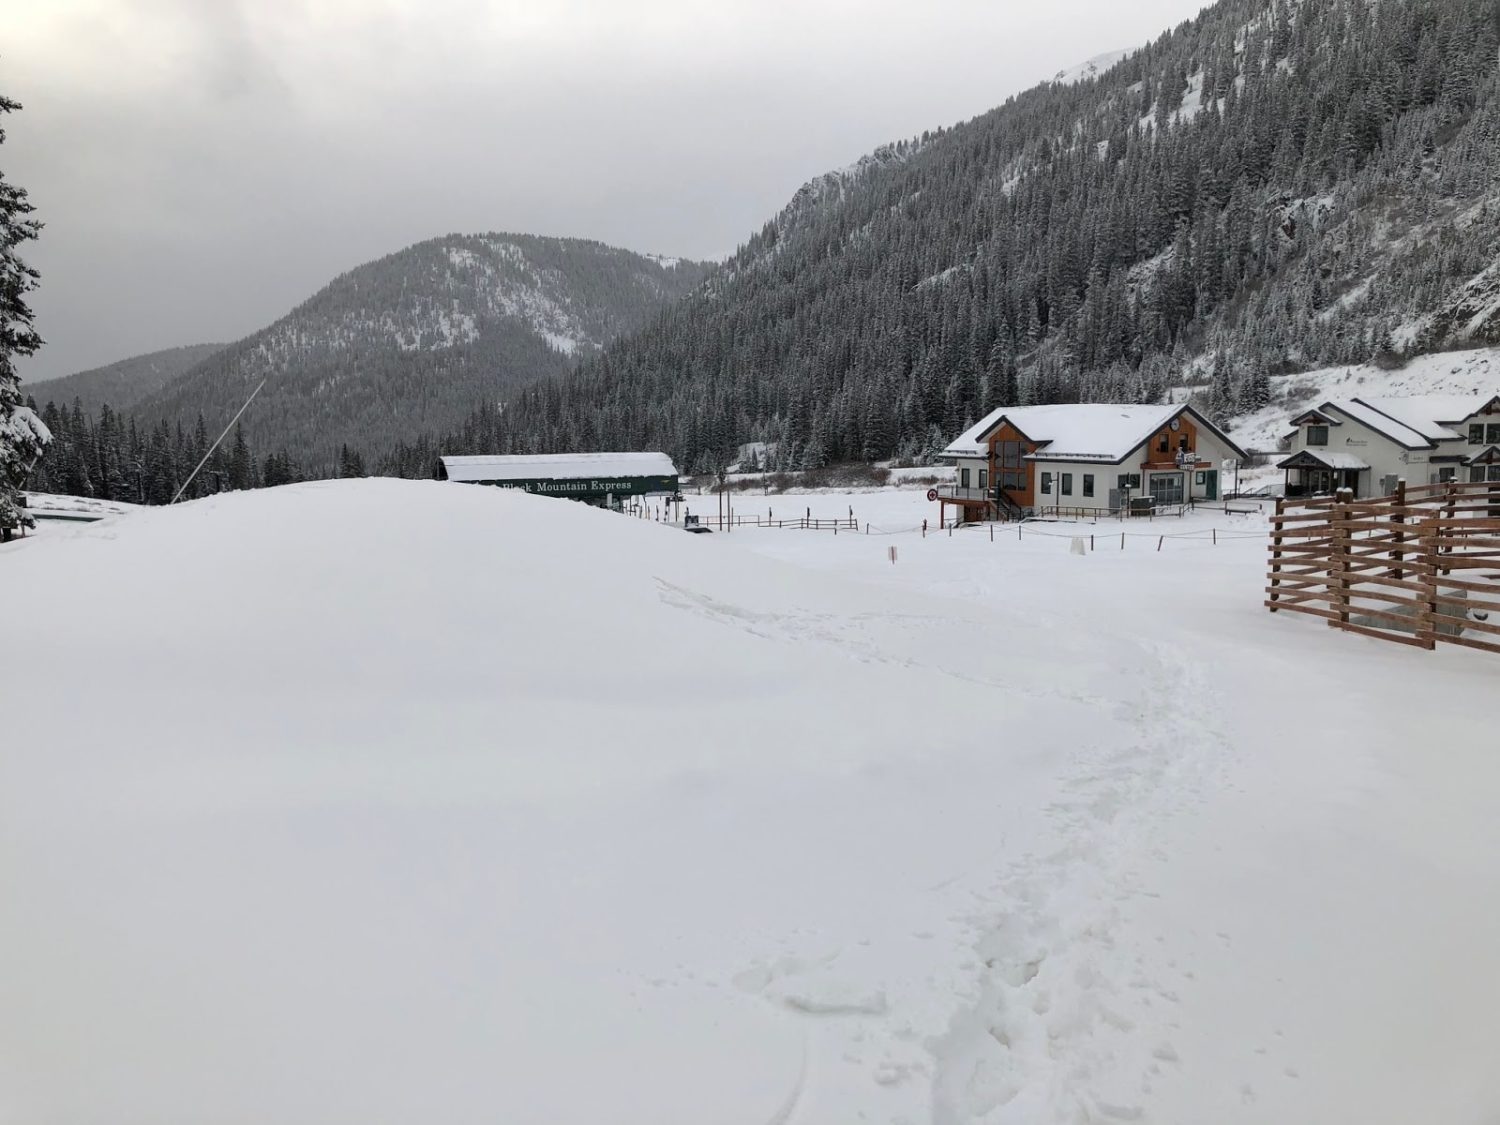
left=439, top=452, right=678, bottom=483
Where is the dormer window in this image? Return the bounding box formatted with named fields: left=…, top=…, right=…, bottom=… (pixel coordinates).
left=1306, top=424, right=1329, bottom=446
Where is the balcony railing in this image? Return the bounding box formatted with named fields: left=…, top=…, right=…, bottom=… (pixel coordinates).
left=934, top=486, right=995, bottom=502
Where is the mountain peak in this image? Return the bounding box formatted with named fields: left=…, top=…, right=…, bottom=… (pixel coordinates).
left=1051, top=48, right=1131, bottom=85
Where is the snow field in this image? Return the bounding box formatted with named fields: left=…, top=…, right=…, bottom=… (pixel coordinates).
left=3, top=480, right=1499, bottom=1124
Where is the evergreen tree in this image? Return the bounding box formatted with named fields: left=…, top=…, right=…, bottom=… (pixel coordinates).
left=228, top=423, right=255, bottom=490
left=338, top=444, right=365, bottom=478
left=0, top=92, right=50, bottom=537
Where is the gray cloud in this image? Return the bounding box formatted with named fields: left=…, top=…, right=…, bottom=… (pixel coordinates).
left=7, top=0, right=1209, bottom=383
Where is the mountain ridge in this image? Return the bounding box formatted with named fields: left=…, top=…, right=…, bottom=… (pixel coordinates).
left=123, top=232, right=713, bottom=469
left=26, top=343, right=225, bottom=415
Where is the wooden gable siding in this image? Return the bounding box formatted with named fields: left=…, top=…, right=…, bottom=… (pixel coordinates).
left=1140, top=410, right=1206, bottom=469
left=984, top=421, right=1038, bottom=506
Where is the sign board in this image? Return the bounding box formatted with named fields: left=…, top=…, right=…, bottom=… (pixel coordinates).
left=926, top=488, right=939, bottom=501
left=469, top=474, right=679, bottom=499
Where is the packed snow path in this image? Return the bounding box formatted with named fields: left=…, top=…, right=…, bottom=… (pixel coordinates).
left=2, top=481, right=1497, bottom=1125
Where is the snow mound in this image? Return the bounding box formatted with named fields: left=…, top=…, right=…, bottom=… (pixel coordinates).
left=5, top=480, right=1500, bottom=1124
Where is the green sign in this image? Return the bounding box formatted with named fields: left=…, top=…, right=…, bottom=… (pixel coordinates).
left=470, top=475, right=678, bottom=498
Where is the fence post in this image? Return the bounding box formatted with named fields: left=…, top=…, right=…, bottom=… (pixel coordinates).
left=1440, top=481, right=1458, bottom=577
left=1268, top=498, right=1285, bottom=611
left=1390, top=478, right=1406, bottom=579
left=1417, top=515, right=1439, bottom=651
left=1331, top=487, right=1354, bottom=629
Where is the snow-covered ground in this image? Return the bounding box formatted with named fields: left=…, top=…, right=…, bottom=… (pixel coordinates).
left=21, top=491, right=141, bottom=518
left=3, top=480, right=1498, bottom=1125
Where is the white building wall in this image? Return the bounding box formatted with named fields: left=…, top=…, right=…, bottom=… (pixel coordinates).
left=951, top=457, right=988, bottom=494
left=1031, top=459, right=1114, bottom=511
left=1287, top=413, right=1429, bottom=495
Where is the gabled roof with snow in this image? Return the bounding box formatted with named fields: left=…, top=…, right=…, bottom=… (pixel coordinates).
left=1352, top=395, right=1491, bottom=441
left=1317, top=400, right=1435, bottom=449
left=439, top=452, right=677, bottom=483
left=943, top=403, right=1247, bottom=463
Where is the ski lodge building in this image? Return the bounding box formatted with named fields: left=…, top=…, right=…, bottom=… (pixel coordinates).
left=436, top=452, right=679, bottom=507
left=1278, top=394, right=1500, bottom=498
left=936, top=403, right=1248, bottom=522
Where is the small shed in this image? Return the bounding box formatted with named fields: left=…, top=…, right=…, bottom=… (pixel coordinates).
left=436, top=452, right=679, bottom=507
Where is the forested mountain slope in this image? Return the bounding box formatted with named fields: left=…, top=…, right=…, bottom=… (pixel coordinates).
left=126, top=234, right=711, bottom=469
left=412, top=0, right=1500, bottom=475
left=26, top=344, right=223, bottom=415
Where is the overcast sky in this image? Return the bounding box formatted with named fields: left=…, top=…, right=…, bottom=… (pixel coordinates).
left=8, top=0, right=1208, bottom=383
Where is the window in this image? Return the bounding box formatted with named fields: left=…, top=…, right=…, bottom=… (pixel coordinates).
left=1306, top=425, right=1329, bottom=446
left=1489, top=423, right=1500, bottom=445
left=997, top=440, right=1024, bottom=468
left=1470, top=424, right=1485, bottom=445
left=1117, top=473, right=1141, bottom=490
left=1149, top=472, right=1185, bottom=505
left=1041, top=472, right=1053, bottom=494
left=1491, top=465, right=1500, bottom=483
left=1473, top=466, right=1488, bottom=483
left=1061, top=473, right=1073, bottom=496
left=978, top=469, right=988, bottom=490
left=1157, top=433, right=1170, bottom=454
left=1194, top=471, right=1206, bottom=485
left=1082, top=474, right=1094, bottom=498
left=1002, top=471, right=1025, bottom=490
left=960, top=467, right=971, bottom=489
left=1437, top=467, right=1457, bottom=483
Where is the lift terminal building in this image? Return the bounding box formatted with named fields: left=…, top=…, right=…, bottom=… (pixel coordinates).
left=436, top=452, right=679, bottom=508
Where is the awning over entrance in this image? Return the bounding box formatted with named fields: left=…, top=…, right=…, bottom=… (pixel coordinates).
left=1278, top=449, right=1369, bottom=499
left=1276, top=449, right=1369, bottom=471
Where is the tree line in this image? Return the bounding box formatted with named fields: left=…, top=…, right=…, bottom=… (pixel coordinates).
left=19, top=396, right=354, bottom=504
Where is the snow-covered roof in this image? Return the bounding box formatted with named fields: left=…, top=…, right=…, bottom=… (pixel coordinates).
left=1279, top=449, right=1369, bottom=470
left=944, top=403, right=1215, bottom=463
left=439, top=452, right=677, bottom=483
left=1321, top=400, right=1434, bottom=449
left=1353, top=395, right=1489, bottom=440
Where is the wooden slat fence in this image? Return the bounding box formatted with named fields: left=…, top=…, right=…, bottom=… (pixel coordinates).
left=1267, top=480, right=1500, bottom=654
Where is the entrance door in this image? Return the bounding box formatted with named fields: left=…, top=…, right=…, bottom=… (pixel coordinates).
left=1202, top=470, right=1217, bottom=501
left=1149, top=472, right=1184, bottom=506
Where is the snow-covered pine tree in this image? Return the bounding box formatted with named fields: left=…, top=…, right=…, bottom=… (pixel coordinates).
left=0, top=92, right=51, bottom=539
